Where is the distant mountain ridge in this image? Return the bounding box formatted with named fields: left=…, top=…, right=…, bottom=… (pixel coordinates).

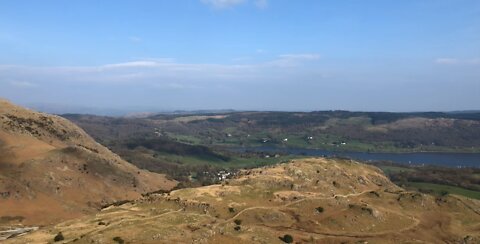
left=63, top=109, right=480, bottom=157
left=25, top=101, right=480, bottom=117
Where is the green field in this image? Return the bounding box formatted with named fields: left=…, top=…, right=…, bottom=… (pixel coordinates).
left=404, top=182, right=480, bottom=200
left=155, top=151, right=303, bottom=169
left=165, top=132, right=203, bottom=145
left=378, top=165, right=416, bottom=174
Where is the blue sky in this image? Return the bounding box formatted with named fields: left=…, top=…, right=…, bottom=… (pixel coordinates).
left=0, top=0, right=479, bottom=113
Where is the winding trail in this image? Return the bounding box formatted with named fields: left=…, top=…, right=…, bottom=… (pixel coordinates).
left=214, top=188, right=422, bottom=239
left=284, top=189, right=375, bottom=207
left=61, top=207, right=185, bottom=242
left=225, top=189, right=375, bottom=223
left=0, top=227, right=38, bottom=241
left=450, top=195, right=480, bottom=216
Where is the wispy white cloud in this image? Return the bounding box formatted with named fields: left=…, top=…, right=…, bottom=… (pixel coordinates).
left=155, top=82, right=200, bottom=90
left=268, top=53, right=321, bottom=67
left=435, top=58, right=459, bottom=64
left=201, top=0, right=246, bottom=9
left=435, top=58, right=480, bottom=65
left=278, top=54, right=321, bottom=60
left=103, top=61, right=159, bottom=69
left=470, top=58, right=480, bottom=64
left=10, top=81, right=38, bottom=88
left=0, top=54, right=322, bottom=89
left=128, top=36, right=142, bottom=43
left=200, top=0, right=267, bottom=9
left=254, top=0, right=268, bottom=9
left=2, top=55, right=479, bottom=111
left=231, top=56, right=252, bottom=62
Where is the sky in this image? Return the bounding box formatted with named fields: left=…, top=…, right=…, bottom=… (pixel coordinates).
left=0, top=0, right=479, bottom=113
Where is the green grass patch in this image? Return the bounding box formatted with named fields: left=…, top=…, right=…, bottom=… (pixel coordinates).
left=223, top=127, right=238, bottom=134
left=378, top=165, right=416, bottom=175
left=165, top=133, right=203, bottom=145
left=154, top=150, right=302, bottom=169
left=219, top=154, right=303, bottom=169
left=153, top=152, right=226, bottom=166
left=404, top=182, right=480, bottom=200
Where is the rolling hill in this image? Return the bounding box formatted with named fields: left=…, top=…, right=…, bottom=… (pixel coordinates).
left=64, top=110, right=480, bottom=155
left=0, top=99, right=177, bottom=228
left=7, top=158, right=480, bottom=243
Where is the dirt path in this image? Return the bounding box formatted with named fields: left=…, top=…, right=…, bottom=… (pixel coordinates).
left=224, top=189, right=375, bottom=223
left=215, top=188, right=421, bottom=239
left=222, top=189, right=376, bottom=224
left=0, top=227, right=38, bottom=241
left=284, top=189, right=376, bottom=207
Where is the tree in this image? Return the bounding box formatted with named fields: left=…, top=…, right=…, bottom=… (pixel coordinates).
left=53, top=232, right=64, bottom=242
left=279, top=234, right=293, bottom=243
left=113, top=237, right=125, bottom=244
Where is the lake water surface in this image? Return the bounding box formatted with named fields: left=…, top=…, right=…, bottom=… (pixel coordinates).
left=233, top=146, right=480, bottom=168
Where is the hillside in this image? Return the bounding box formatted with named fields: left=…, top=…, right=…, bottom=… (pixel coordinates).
left=0, top=99, right=177, bottom=228
left=7, top=158, right=480, bottom=243
left=64, top=110, right=480, bottom=154
left=59, top=111, right=480, bottom=188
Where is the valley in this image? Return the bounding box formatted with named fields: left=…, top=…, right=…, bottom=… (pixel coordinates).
left=63, top=111, right=480, bottom=154
left=2, top=1, right=479, bottom=243
left=1, top=101, right=479, bottom=243
left=62, top=111, right=480, bottom=198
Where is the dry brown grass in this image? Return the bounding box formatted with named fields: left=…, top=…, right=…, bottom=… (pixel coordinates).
left=0, top=99, right=177, bottom=227
left=6, top=157, right=480, bottom=243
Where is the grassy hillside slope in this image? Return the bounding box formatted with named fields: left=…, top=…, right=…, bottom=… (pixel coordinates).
left=0, top=99, right=177, bottom=227
left=8, top=158, right=480, bottom=243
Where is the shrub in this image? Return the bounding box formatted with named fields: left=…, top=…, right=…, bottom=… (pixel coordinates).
left=234, top=219, right=242, bottom=225
left=279, top=234, right=293, bottom=243
left=315, top=206, right=324, bottom=213
left=113, top=237, right=125, bottom=244
left=234, top=226, right=241, bottom=231
left=369, top=191, right=380, bottom=197
left=54, top=232, right=64, bottom=242
left=228, top=207, right=235, bottom=213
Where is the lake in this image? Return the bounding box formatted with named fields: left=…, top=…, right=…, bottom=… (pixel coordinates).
left=232, top=146, right=480, bottom=168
